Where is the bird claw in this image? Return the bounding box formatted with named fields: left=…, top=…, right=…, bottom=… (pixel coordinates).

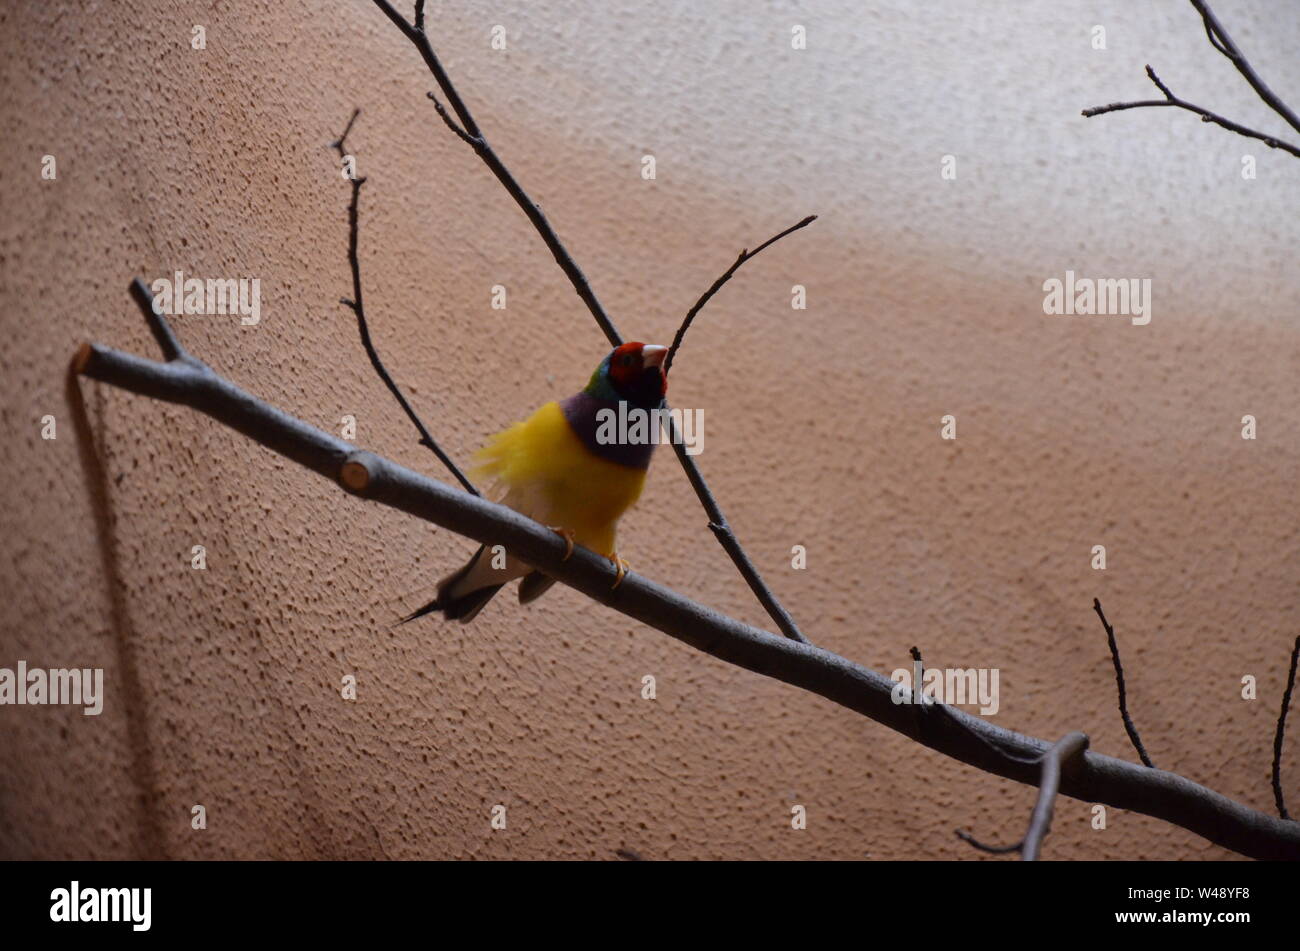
left=549, top=526, right=576, bottom=561
left=608, top=554, right=631, bottom=590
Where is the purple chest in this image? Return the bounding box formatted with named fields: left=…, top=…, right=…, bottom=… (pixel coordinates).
left=559, top=392, right=657, bottom=471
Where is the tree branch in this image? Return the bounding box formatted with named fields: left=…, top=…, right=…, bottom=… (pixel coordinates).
left=1274, top=635, right=1299, bottom=820
left=1082, top=0, right=1300, bottom=160
left=1191, top=0, right=1300, bottom=138
left=665, top=214, right=817, bottom=375
left=1082, top=66, right=1300, bottom=159
left=329, top=110, right=478, bottom=495
left=371, top=0, right=810, bottom=644
left=1093, top=598, right=1156, bottom=768
left=955, top=831, right=1023, bottom=855
left=910, top=646, right=1040, bottom=767
left=956, top=732, right=1090, bottom=860
left=69, top=289, right=1300, bottom=859
left=370, top=0, right=621, bottom=343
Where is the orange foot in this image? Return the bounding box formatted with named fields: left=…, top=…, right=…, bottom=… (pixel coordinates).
left=549, top=526, right=576, bottom=561
left=608, top=553, right=631, bottom=590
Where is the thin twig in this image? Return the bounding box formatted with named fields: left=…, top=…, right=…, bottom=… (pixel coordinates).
left=1273, top=635, right=1299, bottom=820
left=129, top=276, right=185, bottom=363
left=71, top=293, right=1300, bottom=858
left=370, top=0, right=622, bottom=343
left=910, top=645, right=1041, bottom=769
left=955, top=831, right=1023, bottom=854
left=1082, top=0, right=1300, bottom=160
left=329, top=111, right=479, bottom=496
left=955, top=732, right=1090, bottom=860
left=665, top=214, right=817, bottom=375
left=1082, top=66, right=1300, bottom=159
left=1093, top=598, right=1155, bottom=768
left=372, top=0, right=810, bottom=643
left=426, top=92, right=479, bottom=147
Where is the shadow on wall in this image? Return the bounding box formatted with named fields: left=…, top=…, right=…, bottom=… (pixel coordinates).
left=66, top=363, right=165, bottom=859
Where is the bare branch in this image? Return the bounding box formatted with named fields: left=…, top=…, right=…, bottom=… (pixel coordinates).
left=955, top=732, right=1090, bottom=860
left=371, top=0, right=809, bottom=644
left=910, top=645, right=1041, bottom=767
left=1082, top=0, right=1300, bottom=160
left=329, top=111, right=479, bottom=496
left=1191, top=0, right=1300, bottom=138
left=370, top=0, right=621, bottom=343
left=1082, top=66, right=1300, bottom=159
left=127, top=276, right=186, bottom=363
left=1273, top=635, right=1299, bottom=820
left=70, top=292, right=1300, bottom=859
left=425, top=91, right=479, bottom=148
left=955, top=831, right=1023, bottom=855
left=919, top=646, right=1090, bottom=860
left=1093, top=598, right=1156, bottom=768
left=1145, top=63, right=1176, bottom=101
left=1021, top=732, right=1090, bottom=859
left=665, top=214, right=817, bottom=375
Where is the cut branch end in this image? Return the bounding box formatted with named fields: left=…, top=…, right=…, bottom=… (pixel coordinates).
left=72, top=343, right=93, bottom=375
left=340, top=459, right=372, bottom=492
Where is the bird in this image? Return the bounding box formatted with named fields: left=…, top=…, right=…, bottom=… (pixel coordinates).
left=403, top=341, right=669, bottom=623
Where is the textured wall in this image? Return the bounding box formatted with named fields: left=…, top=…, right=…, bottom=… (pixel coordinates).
left=1, top=0, right=1298, bottom=860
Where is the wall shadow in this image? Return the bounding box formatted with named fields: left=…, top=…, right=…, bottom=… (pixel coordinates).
left=66, top=361, right=167, bottom=859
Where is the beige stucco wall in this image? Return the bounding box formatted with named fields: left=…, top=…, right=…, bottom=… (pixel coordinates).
left=1, top=0, right=1297, bottom=859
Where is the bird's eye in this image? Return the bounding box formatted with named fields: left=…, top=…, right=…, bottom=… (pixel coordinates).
left=621, top=355, right=635, bottom=367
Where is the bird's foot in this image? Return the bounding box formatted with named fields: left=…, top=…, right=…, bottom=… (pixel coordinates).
left=608, top=553, right=631, bottom=590
left=549, top=526, right=576, bottom=561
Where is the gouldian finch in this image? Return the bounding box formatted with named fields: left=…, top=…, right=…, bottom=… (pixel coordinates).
left=404, top=341, right=669, bottom=623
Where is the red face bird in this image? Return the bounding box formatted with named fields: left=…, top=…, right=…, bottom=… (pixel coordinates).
left=403, top=341, right=671, bottom=624
left=604, top=341, right=669, bottom=408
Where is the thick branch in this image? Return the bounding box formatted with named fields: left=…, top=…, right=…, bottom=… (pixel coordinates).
left=371, top=0, right=809, bottom=644
left=70, top=291, right=1300, bottom=860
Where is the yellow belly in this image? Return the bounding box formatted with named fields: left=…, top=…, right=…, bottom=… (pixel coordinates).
left=471, top=401, right=647, bottom=557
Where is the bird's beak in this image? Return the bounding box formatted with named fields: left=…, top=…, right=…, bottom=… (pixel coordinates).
left=641, top=345, right=668, bottom=371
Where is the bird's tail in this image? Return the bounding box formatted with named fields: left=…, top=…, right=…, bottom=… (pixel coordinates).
left=401, top=544, right=513, bottom=624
